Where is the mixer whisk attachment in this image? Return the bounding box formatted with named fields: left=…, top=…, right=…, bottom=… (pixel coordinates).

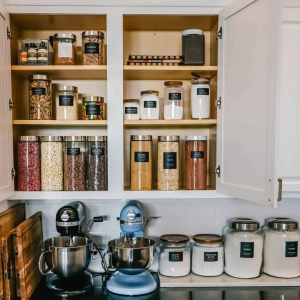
left=118, top=234, right=135, bottom=248
left=66, top=234, right=76, bottom=246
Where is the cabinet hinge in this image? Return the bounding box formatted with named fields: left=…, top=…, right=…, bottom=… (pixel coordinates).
left=278, top=179, right=283, bottom=202
left=7, top=27, right=12, bottom=40
left=11, top=168, right=16, bottom=180
left=215, top=97, right=221, bottom=109
left=9, top=98, right=14, bottom=111
left=216, top=26, right=222, bottom=40
left=214, top=165, right=221, bottom=177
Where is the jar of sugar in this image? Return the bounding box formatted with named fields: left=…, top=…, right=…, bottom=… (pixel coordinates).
left=164, top=81, right=183, bottom=120
left=263, top=218, right=300, bottom=278
left=140, top=90, right=160, bottom=120
left=123, top=99, right=140, bottom=120
left=159, top=234, right=190, bottom=277
left=224, top=218, right=263, bottom=279
left=192, top=234, right=224, bottom=277
left=191, top=77, right=210, bottom=119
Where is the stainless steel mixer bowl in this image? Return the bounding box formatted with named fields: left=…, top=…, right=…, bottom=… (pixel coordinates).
left=39, top=236, right=93, bottom=278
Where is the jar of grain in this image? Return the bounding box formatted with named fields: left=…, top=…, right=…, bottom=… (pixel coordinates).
left=54, top=33, right=76, bottom=65
left=82, top=96, right=105, bottom=120
left=40, top=136, right=63, bottom=191
left=82, top=31, right=104, bottom=65
left=164, top=81, right=183, bottom=120
left=130, top=135, right=152, bottom=191
left=157, top=136, right=180, bottom=191
left=29, top=74, right=52, bottom=120
left=55, top=85, right=78, bottom=120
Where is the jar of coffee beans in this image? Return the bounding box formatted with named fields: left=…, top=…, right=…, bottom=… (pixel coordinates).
left=82, top=31, right=104, bottom=65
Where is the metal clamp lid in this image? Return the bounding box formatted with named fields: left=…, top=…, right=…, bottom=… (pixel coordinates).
left=267, top=217, right=298, bottom=230
left=56, top=85, right=78, bottom=92
left=64, top=136, right=86, bottom=142
left=82, top=31, right=104, bottom=39
left=131, top=135, right=152, bottom=141
left=40, top=136, right=63, bottom=142
left=82, top=96, right=104, bottom=103
left=158, top=136, right=180, bottom=142
left=228, top=218, right=260, bottom=231
left=54, top=33, right=76, bottom=41
left=29, top=74, right=50, bottom=81
left=185, top=136, right=207, bottom=141
left=19, top=136, right=39, bottom=142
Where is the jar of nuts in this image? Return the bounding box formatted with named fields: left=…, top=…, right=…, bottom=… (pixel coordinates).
left=82, top=31, right=104, bottom=65
left=54, top=33, right=77, bottom=65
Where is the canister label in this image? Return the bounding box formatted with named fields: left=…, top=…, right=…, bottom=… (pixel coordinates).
left=285, top=241, right=298, bottom=257
left=85, top=43, right=99, bottom=54
left=191, top=151, right=204, bottom=159
left=91, top=148, right=105, bottom=155
left=169, top=252, right=183, bottom=262
left=32, top=87, right=46, bottom=95
left=169, top=93, right=181, bottom=100
left=144, top=101, right=157, bottom=108
left=163, top=152, right=177, bottom=169
left=197, top=88, right=209, bottom=95
left=125, top=107, right=138, bottom=114
left=59, top=95, right=74, bottom=106
left=86, top=105, right=100, bottom=115
left=134, top=152, right=149, bottom=162
left=204, top=252, right=218, bottom=262
left=240, top=242, right=254, bottom=258
left=67, top=148, right=80, bottom=155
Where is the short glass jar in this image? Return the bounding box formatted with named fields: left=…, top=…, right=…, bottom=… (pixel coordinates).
left=192, top=234, right=224, bottom=277
left=140, top=90, right=160, bottom=120
left=54, top=33, right=76, bottom=65
left=82, top=96, right=105, bottom=120
left=82, top=31, right=104, bottom=65
left=191, top=78, right=210, bottom=119
left=164, top=81, right=183, bottom=120
left=55, top=85, right=78, bottom=120
left=124, top=99, right=140, bottom=120
left=159, top=234, right=191, bottom=277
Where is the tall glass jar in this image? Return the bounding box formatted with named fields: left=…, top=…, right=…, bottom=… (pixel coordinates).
left=82, top=96, right=105, bottom=120
left=157, top=136, right=180, bottom=191
left=164, top=81, right=183, bottom=120
left=17, top=136, right=40, bottom=191
left=40, top=136, right=63, bottom=191
left=63, top=136, right=86, bottom=191
left=191, top=78, right=210, bottom=119
left=54, top=33, right=76, bottom=65
left=86, top=136, right=108, bottom=191
left=55, top=85, right=78, bottom=120
left=224, top=218, right=263, bottom=279
left=82, top=31, right=104, bottom=65
left=29, top=74, right=52, bottom=120
left=140, top=90, right=160, bottom=120
left=159, top=234, right=191, bottom=277
left=130, top=135, right=152, bottom=191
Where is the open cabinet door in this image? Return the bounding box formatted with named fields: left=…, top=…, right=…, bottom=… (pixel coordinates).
left=217, top=0, right=282, bottom=207
left=0, top=2, right=13, bottom=202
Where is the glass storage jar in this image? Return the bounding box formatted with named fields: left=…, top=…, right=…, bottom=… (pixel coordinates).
left=124, top=99, right=140, bottom=120
left=263, top=218, right=300, bottom=278
left=140, top=90, right=160, bottom=120
left=82, top=31, right=104, bottom=65
left=63, top=136, right=86, bottom=191
left=29, top=74, right=52, bottom=120
left=157, top=136, right=180, bottom=191
left=185, top=136, right=207, bottom=190
left=224, top=218, right=263, bottom=279
left=55, top=85, right=78, bottom=120
left=17, top=136, right=40, bottom=191
left=54, top=33, right=76, bottom=65
left=192, top=234, right=224, bottom=277
left=40, top=136, right=63, bottom=191
left=159, top=234, right=191, bottom=277
left=86, top=136, right=108, bottom=191
left=191, top=77, right=210, bottom=119
left=130, top=135, right=152, bottom=191
left=82, top=96, right=105, bottom=120
left=164, top=81, right=183, bottom=120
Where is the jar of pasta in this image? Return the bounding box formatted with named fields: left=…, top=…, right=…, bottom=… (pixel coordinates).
left=82, top=31, right=104, bottom=65
left=55, top=85, right=78, bottom=120
left=54, top=33, right=76, bottom=65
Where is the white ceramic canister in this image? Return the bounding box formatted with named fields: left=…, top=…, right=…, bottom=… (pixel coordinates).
left=140, top=90, right=160, bottom=120
left=123, top=99, right=140, bottom=120
left=191, top=77, right=210, bottom=119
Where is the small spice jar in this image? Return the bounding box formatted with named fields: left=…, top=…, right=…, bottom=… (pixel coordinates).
left=140, top=90, right=160, bottom=120
left=159, top=234, right=191, bottom=277
left=157, top=136, right=180, bottom=191
left=82, top=31, right=104, bottom=65
left=19, top=44, right=28, bottom=65
left=192, top=234, right=224, bottom=277
left=55, top=85, right=78, bottom=120
left=124, top=99, right=140, bottom=120
left=164, top=81, right=183, bottom=120
left=130, top=135, right=152, bottom=191
left=54, top=33, right=76, bottom=65
left=82, top=96, right=105, bottom=120
left=191, top=77, right=210, bottom=119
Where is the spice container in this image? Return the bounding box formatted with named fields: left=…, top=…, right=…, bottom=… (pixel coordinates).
left=224, top=218, right=263, bottom=279
left=86, top=136, right=108, bottom=191
left=192, top=234, right=224, bottom=277
left=191, top=77, right=210, bottom=119
left=40, top=136, right=63, bottom=191
left=63, top=136, right=86, bottom=191
left=54, top=33, right=76, bottom=65
left=159, top=234, right=190, bottom=277
left=19, top=44, right=28, bottom=65
left=263, top=218, right=300, bottom=278
left=28, top=43, right=38, bottom=64
left=56, top=85, right=78, bottom=120
left=17, top=136, right=40, bottom=191
left=82, top=96, right=105, bottom=120
left=185, top=136, right=207, bottom=190
left=164, top=81, right=183, bottom=120
left=157, top=136, right=180, bottom=191
left=38, top=42, right=48, bottom=64
left=82, top=31, right=104, bottom=65
left=130, top=135, right=152, bottom=191
left=29, top=74, right=52, bottom=120
left=124, top=99, right=140, bottom=120
left=140, top=90, right=159, bottom=120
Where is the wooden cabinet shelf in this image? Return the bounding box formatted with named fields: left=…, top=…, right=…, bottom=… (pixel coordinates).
left=124, top=119, right=217, bottom=127
left=12, top=120, right=107, bottom=127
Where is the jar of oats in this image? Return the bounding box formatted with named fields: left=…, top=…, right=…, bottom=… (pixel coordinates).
left=55, top=85, right=78, bottom=120
left=82, top=31, right=104, bottom=65
left=157, top=136, right=180, bottom=191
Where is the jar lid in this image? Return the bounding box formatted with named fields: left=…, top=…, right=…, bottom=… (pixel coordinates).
left=164, top=81, right=183, bottom=87
left=185, top=136, right=207, bottom=141
left=141, top=90, right=159, bottom=96
left=131, top=135, right=152, bottom=141
left=228, top=218, right=260, bottom=231
left=182, top=29, right=204, bottom=36
left=193, top=234, right=223, bottom=244
left=56, top=85, right=78, bottom=92
left=82, top=31, right=104, bottom=39
left=267, top=218, right=298, bottom=230
left=160, top=234, right=189, bottom=243
left=87, top=136, right=107, bottom=141
left=19, top=136, right=39, bottom=142
left=191, top=78, right=210, bottom=84
left=158, top=136, right=180, bottom=142
left=54, top=33, right=76, bottom=41
left=64, top=136, right=86, bottom=142
left=82, top=96, right=104, bottom=103
left=124, top=99, right=139, bottom=104
left=29, top=74, right=50, bottom=81
left=40, top=136, right=63, bottom=142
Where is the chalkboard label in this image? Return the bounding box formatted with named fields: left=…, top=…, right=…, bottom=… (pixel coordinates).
left=144, top=101, right=157, bottom=108
left=59, top=95, right=74, bottom=106
left=191, top=151, right=204, bottom=159
left=91, top=148, right=104, bottom=155
left=32, top=87, right=46, bottom=95
left=67, top=148, right=80, bottom=155
left=286, top=241, right=298, bottom=257
left=125, top=107, right=138, bottom=114
left=86, top=105, right=100, bottom=116
left=169, top=93, right=182, bottom=100
left=197, top=88, right=210, bottom=96
left=163, top=152, right=177, bottom=169
left=240, top=242, right=254, bottom=258
left=85, top=43, right=99, bottom=54
left=134, top=152, right=149, bottom=162
left=169, top=252, right=183, bottom=262
left=204, top=252, right=218, bottom=262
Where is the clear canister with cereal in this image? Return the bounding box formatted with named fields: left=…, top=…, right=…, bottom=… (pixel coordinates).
left=82, top=31, right=104, bottom=65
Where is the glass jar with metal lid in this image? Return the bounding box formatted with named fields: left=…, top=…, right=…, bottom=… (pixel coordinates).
left=191, top=77, right=210, bottom=119
left=159, top=234, right=191, bottom=277
left=164, top=81, right=183, bottom=120
left=140, top=90, right=160, bottom=120
left=82, top=96, right=105, bottom=120
left=82, top=31, right=104, bottom=65
left=124, top=99, right=140, bottom=120
left=54, top=33, right=77, bottom=65
left=263, top=218, right=300, bottom=278
left=40, top=136, right=63, bottom=191
left=86, top=136, right=108, bottom=191
left=55, top=85, right=78, bottom=120
left=130, top=135, right=152, bottom=191
left=224, top=218, right=263, bottom=279
left=63, top=136, right=86, bottom=191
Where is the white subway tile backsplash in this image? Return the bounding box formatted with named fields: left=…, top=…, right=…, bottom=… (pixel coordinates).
left=105, top=204, right=123, bottom=217
left=159, top=204, right=188, bottom=217
left=85, top=204, right=106, bottom=217
left=188, top=203, right=216, bottom=218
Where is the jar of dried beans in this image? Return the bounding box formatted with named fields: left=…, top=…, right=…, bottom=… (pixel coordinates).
left=29, top=74, right=52, bottom=120
left=63, top=136, right=86, bottom=191
left=86, top=136, right=108, bottom=191
left=55, top=85, right=78, bottom=120
left=82, top=31, right=104, bottom=65
left=54, top=33, right=76, bottom=65
left=82, top=96, right=105, bottom=120
left=17, top=136, right=40, bottom=191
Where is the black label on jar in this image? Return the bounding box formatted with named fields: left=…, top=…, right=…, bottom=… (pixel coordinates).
left=59, top=95, right=74, bottom=106
left=86, top=105, right=100, bottom=116
left=285, top=241, right=298, bottom=257
left=144, top=101, right=157, bottom=108
left=240, top=242, right=254, bottom=258
left=125, top=107, right=138, bottom=114
left=67, top=148, right=80, bottom=155
left=191, top=151, right=204, bottom=159
left=163, top=152, right=177, bottom=169
left=91, top=148, right=104, bottom=155
left=32, top=87, right=46, bottom=95
left=197, top=88, right=210, bottom=95
left=169, top=252, right=183, bottom=262
left=169, top=93, right=182, bottom=100
left=134, top=152, right=149, bottom=163
left=85, top=43, right=99, bottom=54
left=204, top=252, right=218, bottom=262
